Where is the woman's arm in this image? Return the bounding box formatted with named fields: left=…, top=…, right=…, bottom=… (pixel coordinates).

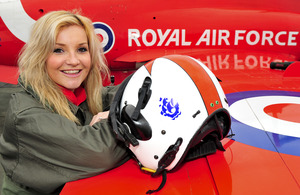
left=0, top=92, right=129, bottom=193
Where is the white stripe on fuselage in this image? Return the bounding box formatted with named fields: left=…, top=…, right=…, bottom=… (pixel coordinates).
left=0, top=0, right=35, bottom=42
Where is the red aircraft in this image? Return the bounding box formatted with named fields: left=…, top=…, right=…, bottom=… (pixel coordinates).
left=1, top=0, right=300, bottom=194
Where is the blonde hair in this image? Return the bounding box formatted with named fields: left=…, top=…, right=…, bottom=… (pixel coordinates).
left=18, top=10, right=109, bottom=123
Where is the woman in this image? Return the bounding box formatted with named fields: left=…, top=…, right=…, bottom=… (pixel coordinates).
left=0, top=10, right=129, bottom=194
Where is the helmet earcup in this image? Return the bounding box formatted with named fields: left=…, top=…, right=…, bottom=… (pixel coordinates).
left=121, top=104, right=152, bottom=140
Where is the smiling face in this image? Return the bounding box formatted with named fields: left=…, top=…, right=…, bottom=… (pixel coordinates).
left=46, top=25, right=91, bottom=91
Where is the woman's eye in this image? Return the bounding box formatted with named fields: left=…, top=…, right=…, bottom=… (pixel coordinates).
left=78, top=47, right=88, bottom=53
left=53, top=48, right=64, bottom=53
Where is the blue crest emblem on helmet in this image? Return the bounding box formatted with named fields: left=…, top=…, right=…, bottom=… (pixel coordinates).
left=159, top=98, right=181, bottom=120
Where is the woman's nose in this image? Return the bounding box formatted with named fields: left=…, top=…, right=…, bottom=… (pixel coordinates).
left=66, top=52, right=80, bottom=65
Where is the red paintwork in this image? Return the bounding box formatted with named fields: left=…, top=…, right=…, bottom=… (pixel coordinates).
left=1, top=0, right=300, bottom=194
left=0, top=65, right=19, bottom=84
left=2, top=0, right=300, bottom=69
left=284, top=62, right=300, bottom=77
left=62, top=158, right=218, bottom=195
left=209, top=140, right=300, bottom=195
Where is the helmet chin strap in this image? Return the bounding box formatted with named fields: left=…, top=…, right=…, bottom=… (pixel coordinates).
left=145, top=138, right=182, bottom=194
left=146, top=170, right=167, bottom=194
left=153, top=137, right=183, bottom=176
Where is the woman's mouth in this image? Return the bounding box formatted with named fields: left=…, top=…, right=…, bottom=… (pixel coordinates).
left=61, top=69, right=82, bottom=77
left=62, top=70, right=81, bottom=74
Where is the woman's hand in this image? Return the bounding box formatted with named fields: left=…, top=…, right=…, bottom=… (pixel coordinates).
left=89, top=111, right=109, bottom=126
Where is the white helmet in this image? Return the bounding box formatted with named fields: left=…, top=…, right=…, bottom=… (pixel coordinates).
left=110, top=55, right=231, bottom=176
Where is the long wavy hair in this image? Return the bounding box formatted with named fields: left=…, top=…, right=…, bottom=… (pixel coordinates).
left=18, top=10, right=109, bottom=123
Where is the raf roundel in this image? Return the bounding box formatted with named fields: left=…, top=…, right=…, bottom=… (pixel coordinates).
left=228, top=90, right=300, bottom=156
left=93, top=22, right=115, bottom=53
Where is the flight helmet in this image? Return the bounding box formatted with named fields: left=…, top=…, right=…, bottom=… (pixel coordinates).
left=109, top=55, right=231, bottom=177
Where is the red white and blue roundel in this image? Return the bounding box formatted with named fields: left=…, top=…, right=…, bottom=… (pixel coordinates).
left=93, top=22, right=115, bottom=53
left=228, top=90, right=300, bottom=156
